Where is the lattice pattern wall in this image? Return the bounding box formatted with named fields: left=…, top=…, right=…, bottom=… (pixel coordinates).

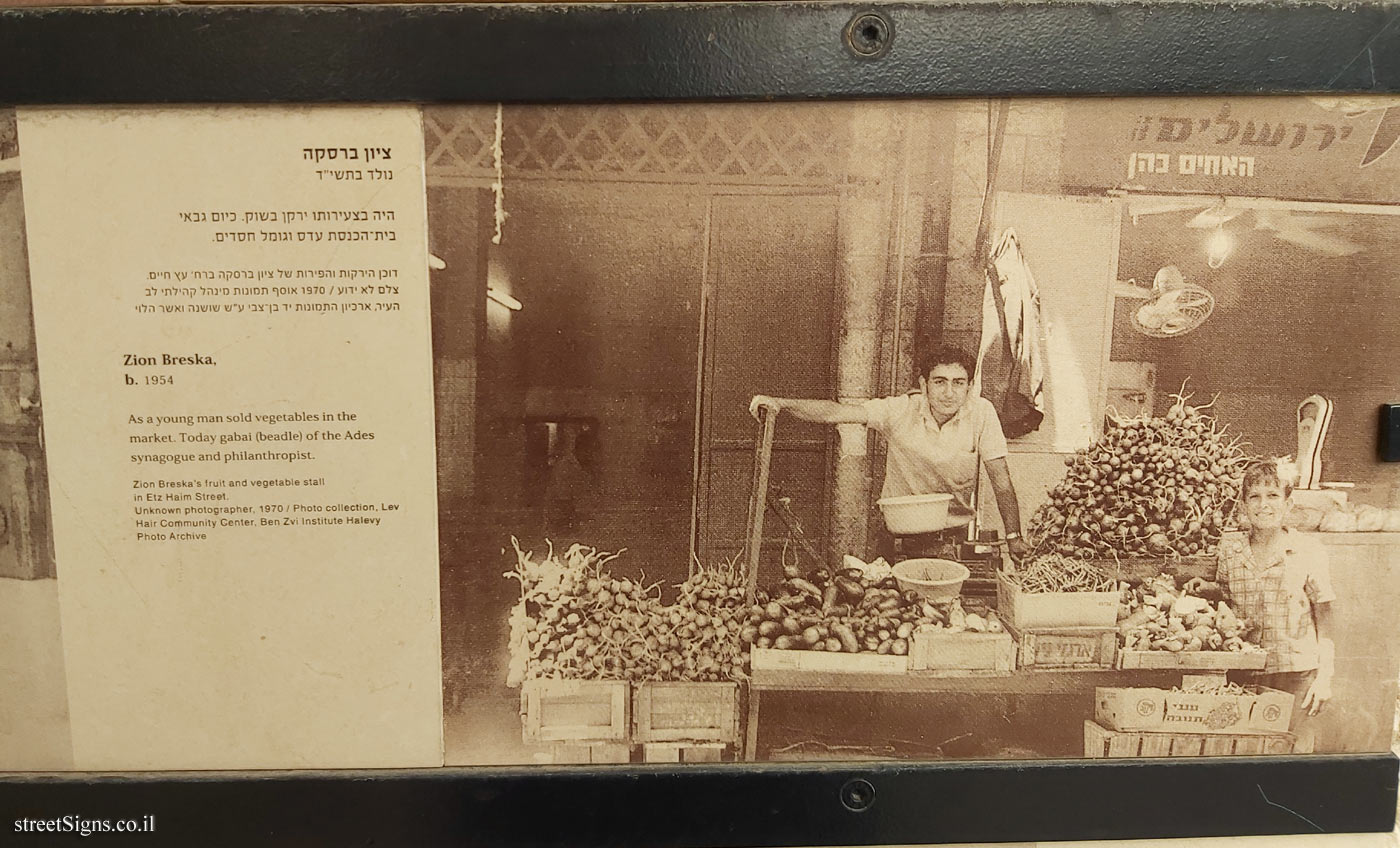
left=425, top=104, right=849, bottom=186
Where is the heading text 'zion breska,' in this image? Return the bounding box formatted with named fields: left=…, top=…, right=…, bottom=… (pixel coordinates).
left=123, top=353, right=217, bottom=366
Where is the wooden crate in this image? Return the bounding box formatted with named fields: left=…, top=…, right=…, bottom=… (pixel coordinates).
left=1117, top=650, right=1267, bottom=671
left=521, top=679, right=630, bottom=743
left=908, top=630, right=1014, bottom=676
left=1096, top=684, right=1294, bottom=735
left=996, top=571, right=1119, bottom=631
left=549, top=742, right=632, bottom=764
left=641, top=742, right=727, bottom=763
left=1008, top=625, right=1117, bottom=670
left=682, top=744, right=726, bottom=763
left=632, top=682, right=740, bottom=744
left=750, top=647, right=909, bottom=674
left=1084, top=720, right=1294, bottom=758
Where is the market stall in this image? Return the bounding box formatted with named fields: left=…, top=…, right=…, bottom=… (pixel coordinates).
left=743, top=529, right=1398, bottom=761
left=735, top=383, right=1278, bottom=755
left=503, top=379, right=1400, bottom=763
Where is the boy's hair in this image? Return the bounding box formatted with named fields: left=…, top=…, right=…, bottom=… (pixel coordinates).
left=1242, top=458, right=1296, bottom=498
left=915, top=345, right=976, bottom=382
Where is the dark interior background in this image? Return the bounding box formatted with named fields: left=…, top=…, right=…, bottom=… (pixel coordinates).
left=1115, top=208, right=1400, bottom=488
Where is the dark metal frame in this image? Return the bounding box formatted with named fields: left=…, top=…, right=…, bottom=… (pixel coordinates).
left=2, top=756, right=1397, bottom=846
left=1, top=3, right=1398, bottom=846
left=0, top=2, right=1397, bottom=103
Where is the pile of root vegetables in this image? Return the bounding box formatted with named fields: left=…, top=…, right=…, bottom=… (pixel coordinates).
left=1028, top=387, right=1250, bottom=560
left=1116, top=574, right=1262, bottom=655
left=741, top=558, right=1000, bottom=657
left=505, top=539, right=749, bottom=686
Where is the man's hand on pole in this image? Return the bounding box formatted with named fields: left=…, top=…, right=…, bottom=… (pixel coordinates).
left=749, top=395, right=781, bottom=421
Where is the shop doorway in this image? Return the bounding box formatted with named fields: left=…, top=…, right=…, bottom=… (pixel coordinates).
left=438, top=180, right=840, bottom=755
left=465, top=184, right=840, bottom=587
left=471, top=182, right=708, bottom=576
left=693, top=192, right=840, bottom=572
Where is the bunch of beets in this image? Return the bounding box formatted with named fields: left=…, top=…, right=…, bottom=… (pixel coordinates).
left=505, top=541, right=750, bottom=686
left=1027, top=388, right=1249, bottom=560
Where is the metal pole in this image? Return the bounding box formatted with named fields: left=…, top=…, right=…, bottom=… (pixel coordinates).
left=744, top=405, right=777, bottom=602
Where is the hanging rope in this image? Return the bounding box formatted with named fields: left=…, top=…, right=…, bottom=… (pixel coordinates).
left=491, top=103, right=506, bottom=245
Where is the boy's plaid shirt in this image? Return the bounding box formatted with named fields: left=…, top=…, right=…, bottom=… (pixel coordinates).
left=1217, top=529, right=1335, bottom=674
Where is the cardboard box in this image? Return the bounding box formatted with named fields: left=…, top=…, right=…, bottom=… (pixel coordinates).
left=1096, top=685, right=1294, bottom=734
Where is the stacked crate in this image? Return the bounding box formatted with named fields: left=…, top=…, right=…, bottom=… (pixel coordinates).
left=995, top=570, right=1120, bottom=671
left=1010, top=626, right=1117, bottom=671
left=909, top=630, right=1015, bottom=676
left=521, top=680, right=632, bottom=764
left=521, top=680, right=743, bottom=764
left=633, top=682, right=741, bottom=763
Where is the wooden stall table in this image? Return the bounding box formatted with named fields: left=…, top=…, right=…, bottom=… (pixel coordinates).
left=742, top=665, right=1221, bottom=761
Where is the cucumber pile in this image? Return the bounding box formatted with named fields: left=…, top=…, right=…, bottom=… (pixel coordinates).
left=741, top=564, right=978, bottom=656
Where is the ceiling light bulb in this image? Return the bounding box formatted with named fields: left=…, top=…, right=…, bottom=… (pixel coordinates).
left=1206, top=226, right=1232, bottom=269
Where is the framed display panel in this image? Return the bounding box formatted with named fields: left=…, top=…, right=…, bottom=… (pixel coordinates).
left=1, top=3, right=1398, bottom=847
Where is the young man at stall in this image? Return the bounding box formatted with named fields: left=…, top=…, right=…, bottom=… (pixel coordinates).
left=749, top=345, right=1031, bottom=561
left=1185, top=459, right=1337, bottom=753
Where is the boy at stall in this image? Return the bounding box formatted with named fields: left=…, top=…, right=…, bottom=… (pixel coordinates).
left=1185, top=458, right=1337, bottom=753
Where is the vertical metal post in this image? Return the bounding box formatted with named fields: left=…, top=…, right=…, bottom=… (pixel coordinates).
left=744, top=405, right=777, bottom=602
left=742, top=688, right=761, bottom=762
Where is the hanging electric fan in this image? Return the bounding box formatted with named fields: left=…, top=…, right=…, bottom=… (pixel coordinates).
left=1127, top=265, right=1215, bottom=338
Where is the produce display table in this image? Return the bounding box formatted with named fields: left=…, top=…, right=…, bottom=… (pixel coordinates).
left=742, top=666, right=1203, bottom=760
left=743, top=532, right=1400, bottom=762
left=732, top=406, right=1400, bottom=761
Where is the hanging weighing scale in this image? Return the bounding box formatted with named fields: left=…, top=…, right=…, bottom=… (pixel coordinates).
left=1292, top=394, right=1351, bottom=509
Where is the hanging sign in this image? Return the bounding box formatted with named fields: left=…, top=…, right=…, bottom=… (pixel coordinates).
left=1061, top=96, right=1400, bottom=203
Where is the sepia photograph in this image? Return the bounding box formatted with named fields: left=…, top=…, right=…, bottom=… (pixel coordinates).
left=427, top=96, right=1400, bottom=766
left=0, top=106, right=68, bottom=770
left=2, top=95, right=1398, bottom=776
left=2, top=1, right=1399, bottom=842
